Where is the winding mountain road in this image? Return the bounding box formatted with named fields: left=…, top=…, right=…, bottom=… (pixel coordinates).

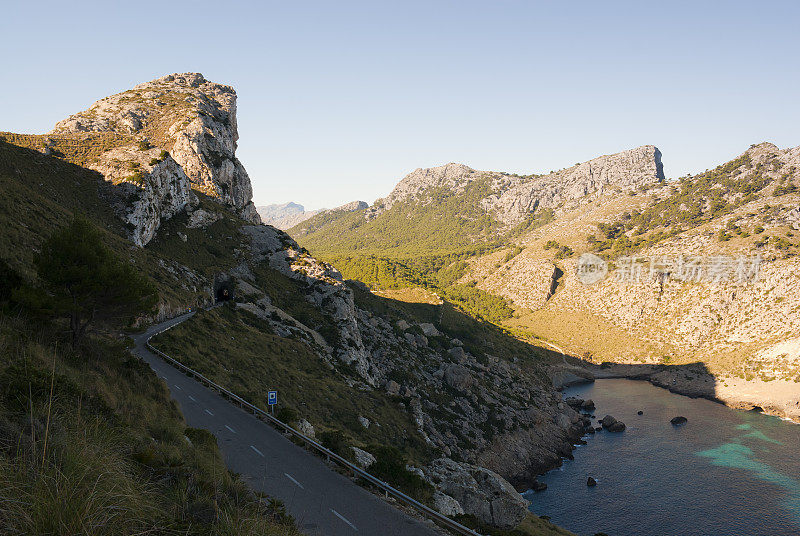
left=132, top=313, right=442, bottom=536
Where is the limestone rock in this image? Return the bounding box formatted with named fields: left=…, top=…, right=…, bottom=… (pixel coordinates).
left=51, top=72, right=261, bottom=233
left=351, top=447, right=376, bottom=468
left=88, top=145, right=190, bottom=246
left=295, top=419, right=315, bottom=438
left=423, top=458, right=529, bottom=529
left=433, top=491, right=465, bottom=516
left=419, top=323, right=441, bottom=337
left=444, top=364, right=474, bottom=391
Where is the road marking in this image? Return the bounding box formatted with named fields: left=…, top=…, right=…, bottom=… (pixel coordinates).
left=205, top=409, right=214, bottom=416
left=225, top=425, right=236, bottom=434
left=250, top=445, right=264, bottom=457
left=331, top=509, right=358, bottom=531
left=189, top=395, right=196, bottom=402
left=284, top=472, right=304, bottom=489
left=174, top=385, right=181, bottom=390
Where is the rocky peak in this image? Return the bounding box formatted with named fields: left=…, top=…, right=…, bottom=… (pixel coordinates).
left=51, top=72, right=260, bottom=235
left=380, top=163, right=477, bottom=210
left=485, top=144, right=665, bottom=225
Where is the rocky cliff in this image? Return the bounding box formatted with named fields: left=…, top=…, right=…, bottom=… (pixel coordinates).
left=49, top=72, right=261, bottom=244
left=372, top=146, right=663, bottom=224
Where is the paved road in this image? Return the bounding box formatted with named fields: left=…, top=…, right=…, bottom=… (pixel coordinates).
left=132, top=313, right=442, bottom=536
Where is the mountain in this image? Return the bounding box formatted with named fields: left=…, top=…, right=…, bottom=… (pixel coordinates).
left=290, top=146, right=664, bottom=256
left=4, top=72, right=260, bottom=246
left=0, top=73, right=582, bottom=534
left=288, top=143, right=800, bottom=422
left=257, top=201, right=321, bottom=229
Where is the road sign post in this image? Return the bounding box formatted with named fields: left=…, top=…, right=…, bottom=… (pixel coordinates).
left=267, top=390, right=277, bottom=416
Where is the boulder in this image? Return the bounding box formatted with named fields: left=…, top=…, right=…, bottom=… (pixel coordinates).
left=531, top=479, right=548, bottom=492
left=358, top=415, right=370, bottom=428
left=419, top=322, right=441, bottom=337
left=582, top=399, right=596, bottom=411
left=671, top=416, right=688, bottom=426
left=351, top=447, right=376, bottom=468
left=587, top=477, right=597, bottom=487
left=385, top=380, right=400, bottom=396
left=565, top=397, right=585, bottom=409
left=295, top=419, right=315, bottom=439
left=423, top=458, right=529, bottom=529
left=600, top=415, right=626, bottom=432
left=444, top=364, right=474, bottom=391
left=637, top=410, right=644, bottom=415
left=448, top=346, right=468, bottom=363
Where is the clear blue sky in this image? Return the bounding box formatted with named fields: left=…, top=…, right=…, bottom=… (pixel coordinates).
left=3, top=1, right=799, bottom=210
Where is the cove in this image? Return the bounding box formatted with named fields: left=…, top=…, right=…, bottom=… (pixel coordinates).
left=525, top=379, right=800, bottom=536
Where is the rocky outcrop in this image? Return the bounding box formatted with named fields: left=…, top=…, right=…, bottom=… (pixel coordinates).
left=484, top=145, right=664, bottom=225
left=423, top=458, right=529, bottom=529
left=88, top=145, right=191, bottom=246
left=51, top=72, right=261, bottom=244
left=378, top=163, right=478, bottom=212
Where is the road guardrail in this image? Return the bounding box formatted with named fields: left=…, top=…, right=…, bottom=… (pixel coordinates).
left=144, top=314, right=484, bottom=536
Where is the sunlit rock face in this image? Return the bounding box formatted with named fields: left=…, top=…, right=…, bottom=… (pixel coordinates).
left=52, top=72, right=261, bottom=245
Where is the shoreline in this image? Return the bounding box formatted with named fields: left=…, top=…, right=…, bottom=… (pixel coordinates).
left=579, top=363, right=800, bottom=424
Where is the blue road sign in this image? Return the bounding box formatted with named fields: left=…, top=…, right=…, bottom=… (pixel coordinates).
left=267, top=390, right=277, bottom=406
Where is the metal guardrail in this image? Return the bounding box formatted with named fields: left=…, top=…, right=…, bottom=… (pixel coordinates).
left=145, top=316, right=483, bottom=536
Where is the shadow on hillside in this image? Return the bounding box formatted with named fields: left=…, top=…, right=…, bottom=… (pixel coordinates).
left=0, top=139, right=124, bottom=232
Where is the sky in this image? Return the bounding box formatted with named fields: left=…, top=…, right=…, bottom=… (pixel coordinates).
left=3, top=1, right=799, bottom=210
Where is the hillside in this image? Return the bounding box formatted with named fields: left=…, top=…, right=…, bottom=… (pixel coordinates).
left=288, top=142, right=800, bottom=422
left=0, top=73, right=586, bottom=534
left=290, top=146, right=663, bottom=256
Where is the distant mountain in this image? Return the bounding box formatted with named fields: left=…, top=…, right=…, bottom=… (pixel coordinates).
left=257, top=202, right=322, bottom=229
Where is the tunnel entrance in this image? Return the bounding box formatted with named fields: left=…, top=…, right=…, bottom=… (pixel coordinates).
left=214, top=278, right=234, bottom=303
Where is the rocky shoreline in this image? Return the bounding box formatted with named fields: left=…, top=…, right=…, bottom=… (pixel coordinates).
left=552, top=363, right=800, bottom=424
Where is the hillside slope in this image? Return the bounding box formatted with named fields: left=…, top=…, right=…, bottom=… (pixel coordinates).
left=0, top=74, right=587, bottom=533
left=288, top=142, right=800, bottom=421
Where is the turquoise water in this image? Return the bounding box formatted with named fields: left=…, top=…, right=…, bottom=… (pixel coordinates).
left=525, top=379, right=800, bottom=536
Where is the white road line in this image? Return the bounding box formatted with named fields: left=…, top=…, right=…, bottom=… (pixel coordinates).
left=284, top=472, right=304, bottom=489
left=174, top=385, right=181, bottom=390
left=225, top=425, right=236, bottom=434
left=250, top=445, right=264, bottom=457
left=205, top=409, right=214, bottom=416
left=189, top=395, right=196, bottom=402
left=331, top=509, right=358, bottom=531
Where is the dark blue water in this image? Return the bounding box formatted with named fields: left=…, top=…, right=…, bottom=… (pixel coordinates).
left=526, top=379, right=800, bottom=536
